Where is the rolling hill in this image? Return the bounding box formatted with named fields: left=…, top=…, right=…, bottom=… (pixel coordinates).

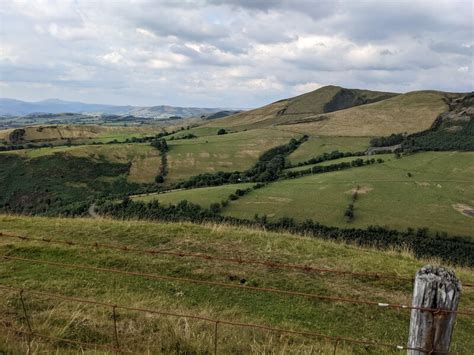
left=205, top=86, right=459, bottom=136
left=0, top=86, right=473, bottom=353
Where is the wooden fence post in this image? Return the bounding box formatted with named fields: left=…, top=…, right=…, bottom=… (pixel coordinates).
left=407, top=265, right=461, bottom=354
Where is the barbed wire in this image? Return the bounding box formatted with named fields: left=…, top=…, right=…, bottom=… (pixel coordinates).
left=0, top=284, right=449, bottom=354
left=1, top=325, right=125, bottom=353
left=2, top=255, right=473, bottom=316
left=2, top=232, right=472, bottom=288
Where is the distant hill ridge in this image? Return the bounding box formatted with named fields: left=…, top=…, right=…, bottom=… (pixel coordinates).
left=0, top=98, right=227, bottom=119
left=206, top=85, right=464, bottom=136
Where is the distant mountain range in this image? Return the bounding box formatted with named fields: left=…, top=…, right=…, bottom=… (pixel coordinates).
left=0, top=98, right=233, bottom=119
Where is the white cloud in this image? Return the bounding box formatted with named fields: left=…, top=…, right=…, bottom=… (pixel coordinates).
left=0, top=0, right=472, bottom=107
left=101, top=52, right=124, bottom=65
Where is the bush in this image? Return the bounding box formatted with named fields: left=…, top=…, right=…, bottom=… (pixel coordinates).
left=217, top=129, right=227, bottom=135
left=209, top=202, right=221, bottom=214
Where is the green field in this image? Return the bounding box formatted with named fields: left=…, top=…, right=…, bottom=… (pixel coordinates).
left=285, top=154, right=394, bottom=172
left=222, top=152, right=474, bottom=236
left=287, top=136, right=371, bottom=164
left=132, top=183, right=255, bottom=207
left=0, top=215, right=473, bottom=353
left=166, top=128, right=299, bottom=184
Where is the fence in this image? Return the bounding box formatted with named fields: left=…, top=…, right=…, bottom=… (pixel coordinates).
left=0, top=231, right=472, bottom=353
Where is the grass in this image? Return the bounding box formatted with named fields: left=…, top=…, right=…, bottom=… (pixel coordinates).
left=0, top=124, right=163, bottom=144
left=223, top=152, right=474, bottom=236
left=2, top=143, right=161, bottom=184
left=204, top=86, right=396, bottom=133
left=0, top=214, right=472, bottom=353
left=132, top=183, right=255, bottom=207
left=285, top=154, right=394, bottom=172
left=166, top=128, right=299, bottom=184
left=204, top=89, right=447, bottom=137
left=287, top=136, right=371, bottom=164
left=283, top=91, right=448, bottom=136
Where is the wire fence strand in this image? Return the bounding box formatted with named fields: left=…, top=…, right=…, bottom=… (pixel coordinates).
left=1, top=231, right=472, bottom=288
left=2, top=255, right=473, bottom=316
left=0, top=284, right=445, bottom=354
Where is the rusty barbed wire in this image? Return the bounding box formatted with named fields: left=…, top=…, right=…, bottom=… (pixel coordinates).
left=0, top=284, right=447, bottom=354
left=2, top=255, right=473, bottom=316
left=2, top=232, right=472, bottom=288
left=1, top=323, right=125, bottom=352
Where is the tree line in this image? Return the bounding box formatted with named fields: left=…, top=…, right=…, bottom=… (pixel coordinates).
left=174, top=135, right=308, bottom=189
left=285, top=158, right=384, bottom=179
left=150, top=138, right=169, bottom=184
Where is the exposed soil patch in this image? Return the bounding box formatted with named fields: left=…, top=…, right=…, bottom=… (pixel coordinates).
left=267, top=196, right=292, bottom=202
left=416, top=182, right=431, bottom=187
left=452, top=203, right=474, bottom=218
left=345, top=186, right=373, bottom=194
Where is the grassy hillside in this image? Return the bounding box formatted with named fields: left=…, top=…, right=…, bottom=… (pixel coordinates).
left=0, top=124, right=162, bottom=144
left=206, top=90, right=452, bottom=137
left=0, top=145, right=159, bottom=214
left=205, top=86, right=396, bottom=131
left=222, top=152, right=474, bottom=236
left=0, top=215, right=473, bottom=353
left=4, top=143, right=161, bottom=184
left=282, top=91, right=449, bottom=136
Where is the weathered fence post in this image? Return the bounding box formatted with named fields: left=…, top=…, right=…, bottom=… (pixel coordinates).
left=407, top=265, right=461, bottom=354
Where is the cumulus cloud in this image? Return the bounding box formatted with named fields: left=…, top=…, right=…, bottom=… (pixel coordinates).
left=0, top=0, right=472, bottom=107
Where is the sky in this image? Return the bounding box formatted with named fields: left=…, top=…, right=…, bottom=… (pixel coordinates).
left=0, top=0, right=473, bottom=108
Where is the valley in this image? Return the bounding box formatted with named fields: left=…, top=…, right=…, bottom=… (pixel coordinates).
left=1, top=85, right=473, bottom=353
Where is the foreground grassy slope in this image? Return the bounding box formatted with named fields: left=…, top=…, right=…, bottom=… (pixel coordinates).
left=0, top=215, right=473, bottom=353
left=166, top=128, right=298, bottom=184
left=4, top=143, right=161, bottom=184
left=223, top=152, right=474, bottom=236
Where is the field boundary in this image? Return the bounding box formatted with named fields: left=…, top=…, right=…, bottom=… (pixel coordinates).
left=0, top=284, right=448, bottom=354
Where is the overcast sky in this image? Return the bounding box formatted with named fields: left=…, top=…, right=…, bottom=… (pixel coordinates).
left=0, top=0, right=473, bottom=107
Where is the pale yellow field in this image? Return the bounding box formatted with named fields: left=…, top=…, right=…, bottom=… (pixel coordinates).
left=206, top=90, right=449, bottom=137
left=278, top=91, right=448, bottom=136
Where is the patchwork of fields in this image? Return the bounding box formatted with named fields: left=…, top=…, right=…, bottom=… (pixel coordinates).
left=1, top=58, right=473, bottom=353
left=224, top=152, right=474, bottom=236
left=166, top=128, right=299, bottom=184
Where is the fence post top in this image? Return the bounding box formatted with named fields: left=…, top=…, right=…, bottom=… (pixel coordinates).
left=416, top=265, right=462, bottom=291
